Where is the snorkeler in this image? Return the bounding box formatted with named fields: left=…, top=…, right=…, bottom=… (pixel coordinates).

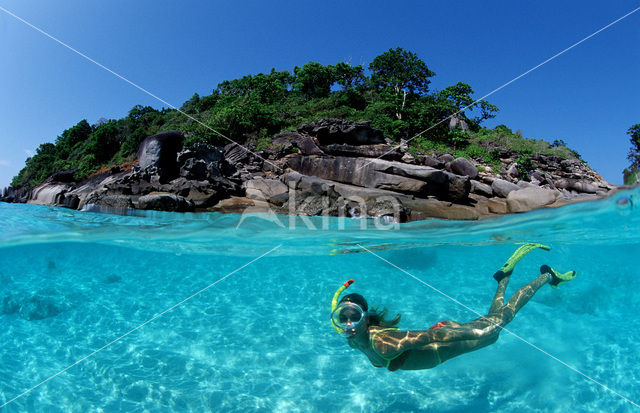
left=330, top=243, right=577, bottom=371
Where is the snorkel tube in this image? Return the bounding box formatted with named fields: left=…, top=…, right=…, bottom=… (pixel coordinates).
left=331, top=279, right=354, bottom=333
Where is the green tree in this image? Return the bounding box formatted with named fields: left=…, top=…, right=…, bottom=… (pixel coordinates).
left=181, top=93, right=200, bottom=114
left=369, top=47, right=435, bottom=96
left=55, top=119, right=93, bottom=160
left=368, top=47, right=435, bottom=120
left=437, top=82, right=498, bottom=127
left=215, top=70, right=292, bottom=105
left=627, top=124, right=640, bottom=168
left=293, top=62, right=336, bottom=99
left=12, top=143, right=58, bottom=186
left=86, top=122, right=121, bottom=163
left=334, top=62, right=366, bottom=90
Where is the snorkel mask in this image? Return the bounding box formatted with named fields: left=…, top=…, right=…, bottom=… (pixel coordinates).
left=330, top=279, right=370, bottom=338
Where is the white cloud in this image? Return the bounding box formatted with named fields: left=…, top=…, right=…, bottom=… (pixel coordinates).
left=0, top=160, right=10, bottom=167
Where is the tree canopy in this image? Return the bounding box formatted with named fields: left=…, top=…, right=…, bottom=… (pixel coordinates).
left=626, top=124, right=640, bottom=168
left=623, top=123, right=640, bottom=184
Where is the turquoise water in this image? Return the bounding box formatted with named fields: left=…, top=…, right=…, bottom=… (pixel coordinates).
left=0, top=189, right=639, bottom=412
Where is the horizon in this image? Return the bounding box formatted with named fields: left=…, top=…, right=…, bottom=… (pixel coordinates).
left=1, top=1, right=639, bottom=189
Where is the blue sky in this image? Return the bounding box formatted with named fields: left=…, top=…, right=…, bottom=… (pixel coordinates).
left=0, top=1, right=638, bottom=189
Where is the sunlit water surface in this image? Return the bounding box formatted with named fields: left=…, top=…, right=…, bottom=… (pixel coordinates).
left=0, top=189, right=639, bottom=412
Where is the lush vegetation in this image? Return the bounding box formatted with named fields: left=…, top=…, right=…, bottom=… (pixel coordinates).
left=10, top=47, right=579, bottom=188
left=623, top=124, right=640, bottom=184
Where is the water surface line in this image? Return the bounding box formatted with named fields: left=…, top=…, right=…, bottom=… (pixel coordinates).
left=356, top=243, right=639, bottom=409
left=0, top=244, right=282, bottom=409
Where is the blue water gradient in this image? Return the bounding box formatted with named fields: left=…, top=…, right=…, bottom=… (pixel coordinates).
left=1, top=189, right=639, bottom=412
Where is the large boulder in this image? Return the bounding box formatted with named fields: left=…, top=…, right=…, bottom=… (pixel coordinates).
left=177, top=143, right=224, bottom=165
left=27, top=183, right=72, bottom=206
left=506, top=187, right=560, bottom=213
left=421, top=155, right=445, bottom=168
left=488, top=198, right=509, bottom=214
left=491, top=179, right=520, bottom=198
left=470, top=180, right=493, bottom=197
left=272, top=132, right=323, bottom=156
left=244, top=178, right=289, bottom=204
left=164, top=177, right=236, bottom=209
left=570, top=180, right=598, bottom=194
left=137, top=192, right=193, bottom=212
left=298, top=119, right=385, bottom=145
left=450, top=157, right=478, bottom=179
left=281, top=172, right=410, bottom=221
left=84, top=194, right=134, bottom=209
left=137, top=131, right=184, bottom=181
left=224, top=143, right=253, bottom=164
left=286, top=155, right=470, bottom=202
left=177, top=143, right=225, bottom=181
left=405, top=198, right=479, bottom=221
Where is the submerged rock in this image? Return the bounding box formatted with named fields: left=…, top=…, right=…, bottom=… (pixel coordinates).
left=1, top=294, right=19, bottom=315
left=16, top=289, right=72, bottom=321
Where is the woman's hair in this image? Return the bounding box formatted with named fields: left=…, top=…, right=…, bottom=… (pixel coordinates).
left=368, top=307, right=401, bottom=328
left=340, top=293, right=401, bottom=328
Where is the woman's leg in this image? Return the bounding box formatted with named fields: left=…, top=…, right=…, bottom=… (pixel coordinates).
left=437, top=265, right=574, bottom=363
left=490, top=272, right=552, bottom=326
left=488, top=275, right=510, bottom=314
left=488, top=243, right=549, bottom=314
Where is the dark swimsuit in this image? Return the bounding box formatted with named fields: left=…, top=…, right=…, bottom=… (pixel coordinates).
left=371, top=321, right=449, bottom=371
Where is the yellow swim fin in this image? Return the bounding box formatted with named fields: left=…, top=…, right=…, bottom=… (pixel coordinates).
left=493, top=243, right=551, bottom=282
left=540, top=264, right=577, bottom=289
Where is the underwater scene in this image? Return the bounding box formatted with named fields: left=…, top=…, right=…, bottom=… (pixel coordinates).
left=0, top=188, right=639, bottom=412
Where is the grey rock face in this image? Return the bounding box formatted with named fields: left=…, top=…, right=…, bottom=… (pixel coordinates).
left=85, top=194, right=134, bottom=209
left=27, top=183, right=72, bottom=206
left=450, top=157, right=478, bottom=179
left=438, top=154, right=454, bottom=163
left=137, top=192, right=193, bottom=212
left=224, top=143, right=253, bottom=164
left=422, top=156, right=444, bottom=168
left=286, top=155, right=470, bottom=201
left=137, top=131, right=184, bottom=181
left=299, top=118, right=385, bottom=145
left=272, top=132, right=324, bottom=156
left=570, top=181, right=598, bottom=194
left=507, top=187, right=559, bottom=213
left=491, top=179, right=520, bottom=198
left=244, top=178, right=289, bottom=203
left=320, top=143, right=402, bottom=160
left=470, top=180, right=493, bottom=197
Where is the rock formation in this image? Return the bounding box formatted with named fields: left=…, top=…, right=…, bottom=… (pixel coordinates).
left=0, top=119, right=616, bottom=222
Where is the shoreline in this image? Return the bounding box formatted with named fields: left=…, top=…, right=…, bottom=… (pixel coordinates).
left=1, top=121, right=619, bottom=222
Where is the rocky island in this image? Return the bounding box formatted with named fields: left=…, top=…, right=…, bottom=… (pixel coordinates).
left=1, top=118, right=614, bottom=222
left=0, top=48, right=621, bottom=221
